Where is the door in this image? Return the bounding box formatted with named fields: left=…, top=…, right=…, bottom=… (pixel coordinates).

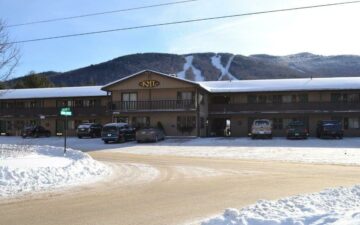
left=122, top=92, right=137, bottom=110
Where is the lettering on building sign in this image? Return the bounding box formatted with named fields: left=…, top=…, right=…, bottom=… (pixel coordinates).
left=139, top=80, right=160, bottom=88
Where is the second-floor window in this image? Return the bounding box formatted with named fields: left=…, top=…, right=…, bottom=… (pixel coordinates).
left=177, top=91, right=194, bottom=101
left=74, top=99, right=99, bottom=107
left=132, top=116, right=150, bottom=128
left=248, top=95, right=257, bottom=104
left=57, top=100, right=73, bottom=107
left=122, top=92, right=137, bottom=102
left=332, top=93, right=360, bottom=103
left=247, top=94, right=308, bottom=104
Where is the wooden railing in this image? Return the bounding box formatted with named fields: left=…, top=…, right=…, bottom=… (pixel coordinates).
left=209, top=102, right=360, bottom=114
left=111, top=100, right=196, bottom=112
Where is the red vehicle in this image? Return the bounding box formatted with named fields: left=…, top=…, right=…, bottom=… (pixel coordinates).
left=21, top=125, right=51, bottom=138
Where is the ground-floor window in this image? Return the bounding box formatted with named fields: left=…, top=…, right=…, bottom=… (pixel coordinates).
left=14, top=120, right=24, bottom=130
left=347, top=117, right=360, bottom=129
left=114, top=116, right=129, bottom=123
left=282, top=118, right=294, bottom=128
left=132, top=116, right=150, bottom=128
left=177, top=116, right=196, bottom=133
left=272, top=118, right=283, bottom=130
left=27, top=120, right=38, bottom=126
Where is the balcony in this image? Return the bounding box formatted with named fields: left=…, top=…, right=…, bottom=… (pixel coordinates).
left=0, top=106, right=109, bottom=118
left=209, top=102, right=360, bottom=115
left=111, top=100, right=196, bottom=112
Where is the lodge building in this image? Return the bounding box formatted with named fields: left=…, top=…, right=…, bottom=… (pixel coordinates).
left=1, top=70, right=360, bottom=137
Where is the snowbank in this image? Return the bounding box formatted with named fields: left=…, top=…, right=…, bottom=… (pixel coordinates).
left=0, top=144, right=111, bottom=198
left=201, top=185, right=360, bottom=225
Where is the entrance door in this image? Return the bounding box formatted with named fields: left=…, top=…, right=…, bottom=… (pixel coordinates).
left=211, top=118, right=231, bottom=137
left=0, top=120, right=6, bottom=133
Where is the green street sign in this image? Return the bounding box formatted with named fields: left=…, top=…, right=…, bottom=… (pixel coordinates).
left=60, top=107, right=72, bottom=116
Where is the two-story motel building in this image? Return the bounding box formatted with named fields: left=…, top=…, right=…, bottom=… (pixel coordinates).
left=1, top=70, right=360, bottom=137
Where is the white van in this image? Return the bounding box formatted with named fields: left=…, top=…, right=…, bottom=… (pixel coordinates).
left=250, top=119, right=273, bottom=139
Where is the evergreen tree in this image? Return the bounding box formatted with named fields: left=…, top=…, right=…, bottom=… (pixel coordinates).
left=14, top=71, right=54, bottom=88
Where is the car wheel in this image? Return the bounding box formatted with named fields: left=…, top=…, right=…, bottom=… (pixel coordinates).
left=104, top=140, right=109, bottom=144
left=338, top=135, right=343, bottom=139
left=46, top=132, right=50, bottom=137
left=78, top=135, right=82, bottom=139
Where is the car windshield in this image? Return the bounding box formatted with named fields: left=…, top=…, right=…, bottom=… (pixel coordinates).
left=323, top=123, right=340, bottom=128
left=288, top=122, right=304, bottom=128
left=255, top=121, right=269, bottom=126
left=289, top=124, right=303, bottom=128
left=103, top=126, right=118, bottom=132
left=78, top=124, right=91, bottom=129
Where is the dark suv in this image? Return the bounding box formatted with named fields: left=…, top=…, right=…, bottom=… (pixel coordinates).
left=316, top=120, right=344, bottom=139
left=77, top=123, right=102, bottom=138
left=101, top=123, right=136, bottom=144
left=22, top=125, right=51, bottom=138
left=286, top=121, right=309, bottom=139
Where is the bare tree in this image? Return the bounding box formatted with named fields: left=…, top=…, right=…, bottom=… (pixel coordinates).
left=0, top=20, right=19, bottom=84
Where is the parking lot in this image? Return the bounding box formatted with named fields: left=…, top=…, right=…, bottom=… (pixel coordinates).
left=2, top=136, right=360, bottom=165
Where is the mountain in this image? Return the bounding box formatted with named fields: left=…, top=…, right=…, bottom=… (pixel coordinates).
left=13, top=52, right=360, bottom=86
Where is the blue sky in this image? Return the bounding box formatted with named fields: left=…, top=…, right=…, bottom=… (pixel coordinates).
left=2, top=0, right=360, bottom=77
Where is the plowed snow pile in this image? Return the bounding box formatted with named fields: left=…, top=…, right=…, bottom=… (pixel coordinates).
left=0, top=144, right=111, bottom=197
left=201, top=185, right=360, bottom=225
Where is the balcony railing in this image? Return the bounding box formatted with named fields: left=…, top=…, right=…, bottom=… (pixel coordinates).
left=111, top=100, right=196, bottom=112
left=0, top=106, right=109, bottom=117
left=209, top=102, right=360, bottom=114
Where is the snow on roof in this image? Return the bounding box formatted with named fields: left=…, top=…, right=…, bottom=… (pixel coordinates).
left=0, top=86, right=107, bottom=100
left=198, top=77, right=360, bottom=93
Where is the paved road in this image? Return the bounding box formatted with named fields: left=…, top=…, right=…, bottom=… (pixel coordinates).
left=1, top=152, right=360, bottom=225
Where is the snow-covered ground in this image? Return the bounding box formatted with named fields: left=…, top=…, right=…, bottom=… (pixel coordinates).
left=211, top=54, right=237, bottom=80
left=177, top=55, right=204, bottom=81
left=0, top=144, right=111, bottom=198
left=2, top=137, right=360, bottom=223
left=200, top=185, right=360, bottom=225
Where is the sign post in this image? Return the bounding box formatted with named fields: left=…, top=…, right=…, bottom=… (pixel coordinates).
left=60, top=107, right=72, bottom=155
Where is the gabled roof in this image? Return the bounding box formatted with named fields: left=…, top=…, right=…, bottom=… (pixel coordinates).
left=198, top=77, right=360, bottom=93
left=101, top=69, right=199, bottom=90
left=0, top=86, right=106, bottom=100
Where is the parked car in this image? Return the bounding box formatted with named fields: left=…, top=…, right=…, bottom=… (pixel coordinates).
left=101, top=123, right=135, bottom=144
left=250, top=119, right=272, bottom=139
left=316, top=120, right=343, bottom=139
left=286, top=121, right=309, bottom=139
left=136, top=127, right=165, bottom=143
left=77, top=123, right=102, bottom=138
left=0, top=131, right=10, bottom=136
left=21, top=125, right=51, bottom=138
